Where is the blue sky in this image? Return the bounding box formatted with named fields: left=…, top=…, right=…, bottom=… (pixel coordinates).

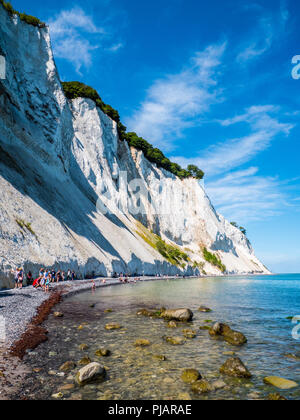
left=13, top=0, right=300, bottom=273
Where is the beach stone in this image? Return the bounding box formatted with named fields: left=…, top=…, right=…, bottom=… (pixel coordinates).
left=152, top=354, right=166, bottom=361
left=53, top=312, right=64, bottom=318
left=191, top=380, right=212, bottom=394
left=79, top=343, right=89, bottom=351
left=168, top=321, right=178, bottom=328
left=164, top=336, right=185, bottom=345
left=134, top=339, right=151, bottom=347
left=89, top=304, right=95, bottom=308
left=182, top=329, right=196, bottom=339
left=59, top=384, right=75, bottom=391
left=220, top=357, right=252, bottom=378
left=78, top=357, right=92, bottom=366
left=181, top=369, right=201, bottom=384
left=284, top=353, right=300, bottom=360
left=95, top=348, right=111, bottom=357
left=105, top=323, right=122, bottom=330
left=52, top=392, right=63, bottom=399
left=268, top=393, right=288, bottom=400
left=76, top=363, right=106, bottom=386
left=59, top=361, right=76, bottom=373
left=198, top=306, right=212, bottom=313
left=199, top=326, right=210, bottom=330
left=178, top=393, right=192, bottom=400
left=209, top=322, right=247, bottom=346
left=161, top=308, right=193, bottom=322
left=263, top=376, right=298, bottom=390
left=211, top=380, right=226, bottom=390
left=104, top=309, right=113, bottom=313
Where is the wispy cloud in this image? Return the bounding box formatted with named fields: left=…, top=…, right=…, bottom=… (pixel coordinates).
left=48, top=7, right=122, bottom=74
left=205, top=167, right=288, bottom=222
left=125, top=43, right=226, bottom=150
left=237, top=1, right=289, bottom=63
left=173, top=105, right=293, bottom=176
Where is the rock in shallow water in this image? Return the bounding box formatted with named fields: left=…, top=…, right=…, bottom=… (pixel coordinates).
left=181, top=369, right=202, bottom=384
left=209, top=322, right=247, bottom=346
left=59, top=361, right=76, bottom=373
left=268, top=393, right=288, bottom=400
left=264, top=376, right=298, bottom=390
left=105, top=323, right=122, bottom=330
left=161, top=308, right=193, bottom=322
left=134, top=339, right=151, bottom=347
left=198, top=306, right=212, bottom=313
left=95, top=348, right=111, bottom=357
left=76, top=363, right=106, bottom=386
left=191, top=380, right=212, bottom=394
left=220, top=357, right=252, bottom=378
left=164, top=336, right=186, bottom=345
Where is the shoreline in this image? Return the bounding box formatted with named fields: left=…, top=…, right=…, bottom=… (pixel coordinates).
left=0, top=273, right=271, bottom=400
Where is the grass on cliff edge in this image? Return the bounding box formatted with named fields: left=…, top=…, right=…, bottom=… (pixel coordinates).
left=0, top=0, right=46, bottom=28
left=135, top=221, right=192, bottom=268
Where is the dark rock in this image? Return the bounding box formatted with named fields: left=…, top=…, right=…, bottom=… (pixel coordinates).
left=220, top=357, right=252, bottom=378
left=209, top=322, right=247, bottom=346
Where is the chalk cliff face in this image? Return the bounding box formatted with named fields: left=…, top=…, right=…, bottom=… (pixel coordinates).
left=0, top=9, right=270, bottom=288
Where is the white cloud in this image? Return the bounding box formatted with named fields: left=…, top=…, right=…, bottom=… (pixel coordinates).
left=125, top=43, right=226, bottom=150
left=49, top=7, right=122, bottom=73
left=173, top=105, right=293, bottom=176
left=204, top=167, right=288, bottom=223
left=237, top=2, right=289, bottom=63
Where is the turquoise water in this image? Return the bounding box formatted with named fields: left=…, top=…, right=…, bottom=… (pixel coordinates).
left=20, top=274, right=300, bottom=400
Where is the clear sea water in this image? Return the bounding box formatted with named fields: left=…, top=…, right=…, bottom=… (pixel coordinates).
left=20, top=274, right=300, bottom=400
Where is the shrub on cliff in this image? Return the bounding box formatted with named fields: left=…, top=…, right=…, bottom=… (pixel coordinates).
left=203, top=247, right=226, bottom=273
left=0, top=1, right=46, bottom=27
left=61, top=82, right=205, bottom=180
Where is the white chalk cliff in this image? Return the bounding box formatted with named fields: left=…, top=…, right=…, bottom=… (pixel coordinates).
left=0, top=8, right=270, bottom=288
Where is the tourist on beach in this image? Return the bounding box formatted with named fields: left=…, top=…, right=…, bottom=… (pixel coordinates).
left=56, top=271, right=62, bottom=282
left=67, top=269, right=71, bottom=281
left=12, top=268, right=19, bottom=289
left=26, top=271, right=33, bottom=285
left=17, top=268, right=24, bottom=289
left=51, top=269, right=56, bottom=283
left=62, top=271, right=65, bottom=282
left=71, top=270, right=76, bottom=281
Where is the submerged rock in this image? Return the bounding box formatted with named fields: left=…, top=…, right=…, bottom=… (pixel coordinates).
left=198, top=306, right=212, bottom=313
left=268, top=393, right=288, bottom=400
left=164, top=336, right=186, bottom=345
left=182, top=329, right=196, bottom=339
left=95, top=348, right=111, bottom=357
left=53, top=312, right=64, bottom=318
left=59, top=361, right=76, bottom=373
left=105, top=323, right=122, bottom=330
left=178, top=393, right=192, bottom=400
left=181, top=369, right=201, bottom=384
left=79, top=344, right=89, bottom=351
left=263, top=376, right=298, bottom=390
left=284, top=353, right=300, bottom=361
left=167, top=321, right=178, bottom=328
left=211, top=380, right=226, bottom=390
left=134, top=339, right=151, bottom=347
left=209, top=322, right=247, bottom=346
left=152, top=354, right=166, bottom=361
left=161, top=308, right=193, bottom=322
left=220, top=357, right=252, bottom=378
left=76, top=363, right=106, bottom=386
left=191, top=380, right=212, bottom=394
left=52, top=392, right=64, bottom=399
left=78, top=357, right=92, bottom=366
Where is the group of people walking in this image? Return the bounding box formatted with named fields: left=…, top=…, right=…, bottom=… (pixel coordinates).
left=12, top=267, right=76, bottom=292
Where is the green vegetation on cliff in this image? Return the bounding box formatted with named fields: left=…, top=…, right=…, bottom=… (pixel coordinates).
left=61, top=81, right=205, bottom=181
left=0, top=1, right=46, bottom=28
left=202, top=247, right=226, bottom=273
